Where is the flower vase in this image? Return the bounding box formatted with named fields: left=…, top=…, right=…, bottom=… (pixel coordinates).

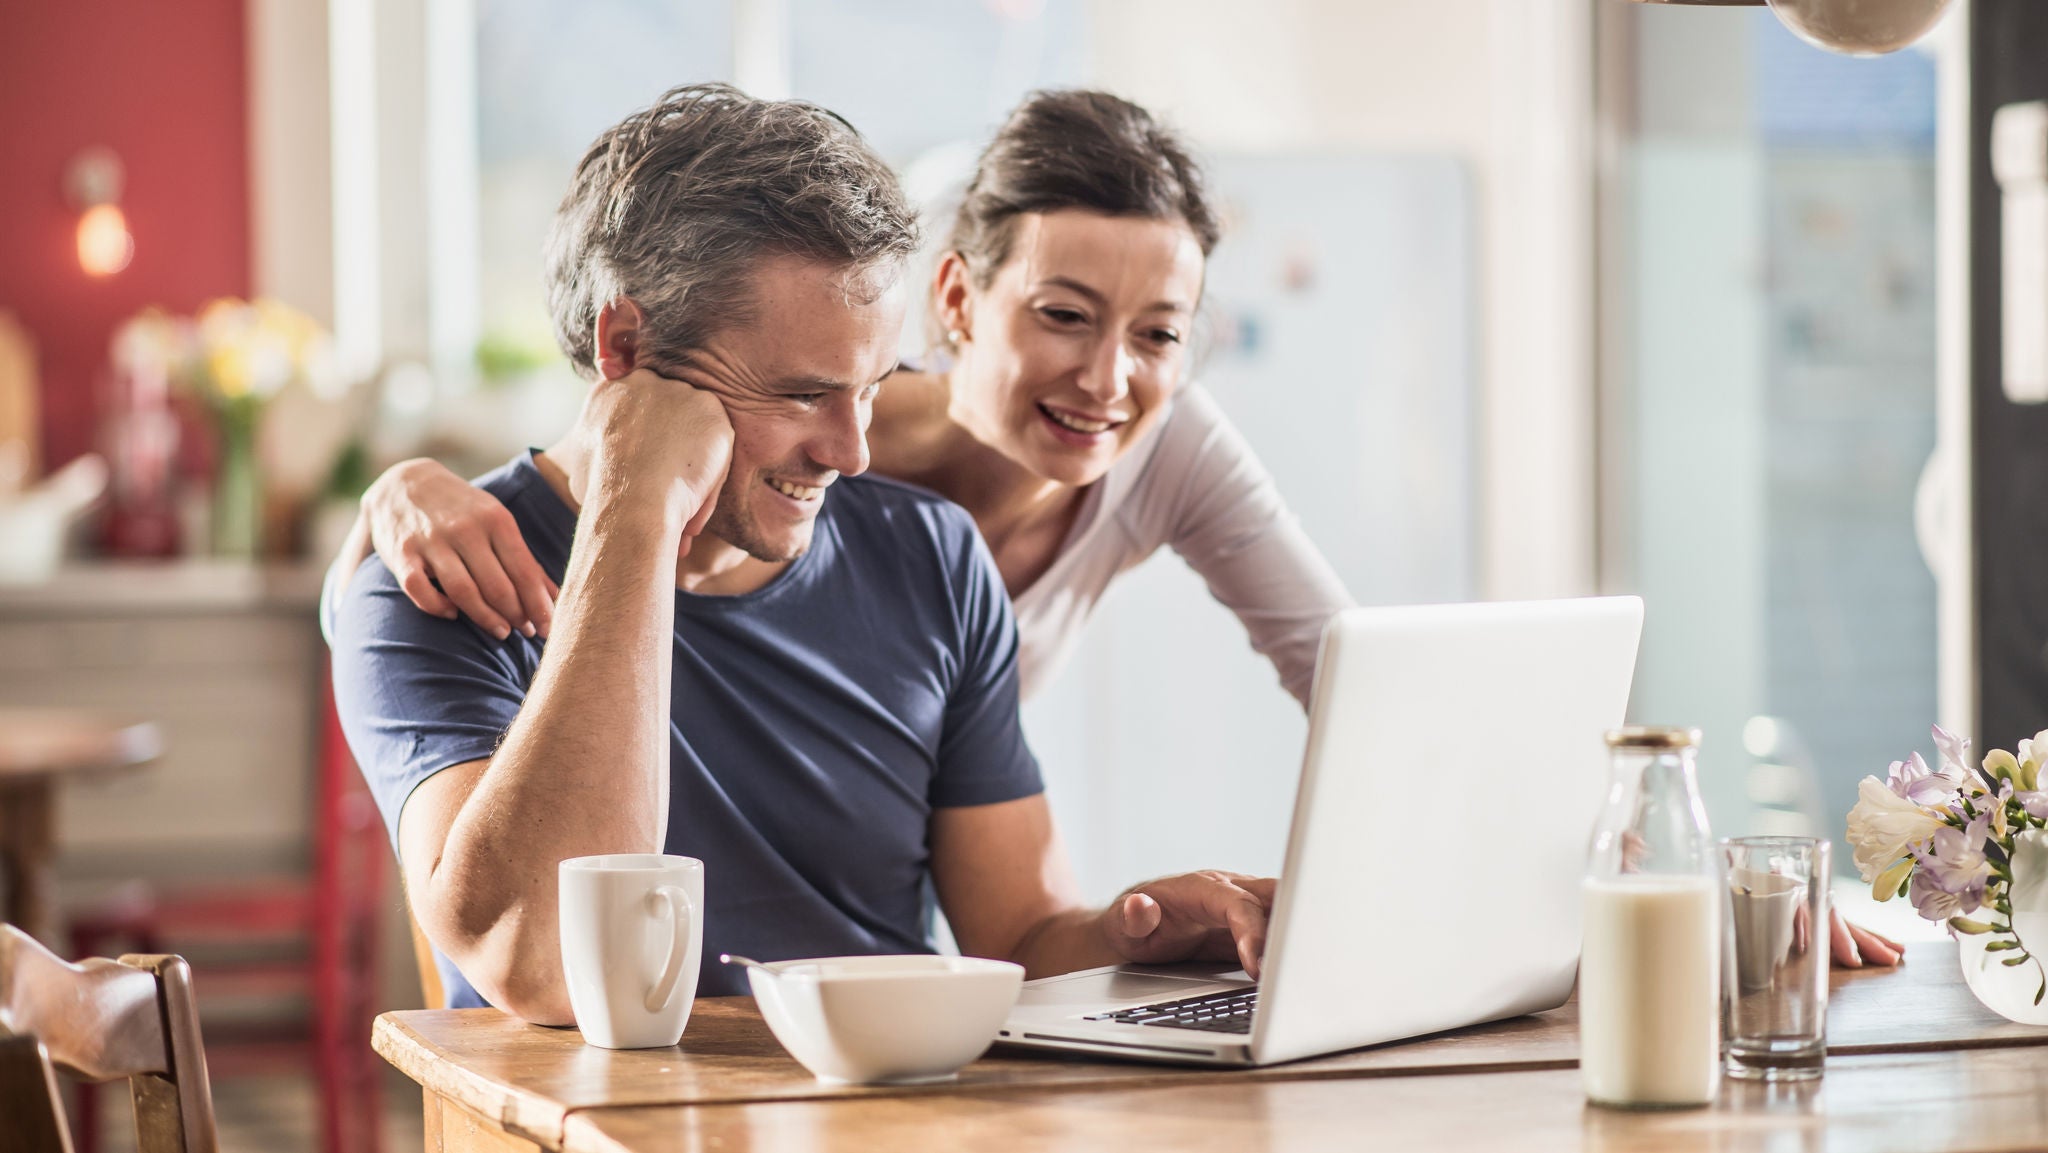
left=212, top=407, right=262, bottom=559
left=1958, top=828, right=2048, bottom=1025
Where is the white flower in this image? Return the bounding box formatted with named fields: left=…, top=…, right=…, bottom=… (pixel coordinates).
left=2019, top=729, right=2048, bottom=773
left=110, top=309, right=188, bottom=379
left=1847, top=775, right=1947, bottom=882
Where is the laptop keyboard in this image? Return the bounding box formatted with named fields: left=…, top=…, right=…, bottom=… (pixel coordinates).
left=1083, top=988, right=1259, bottom=1034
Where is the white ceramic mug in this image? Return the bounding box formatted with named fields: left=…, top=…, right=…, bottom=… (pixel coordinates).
left=558, top=854, right=703, bottom=1049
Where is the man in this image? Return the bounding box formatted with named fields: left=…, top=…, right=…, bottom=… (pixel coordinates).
left=332, top=84, right=1272, bottom=1022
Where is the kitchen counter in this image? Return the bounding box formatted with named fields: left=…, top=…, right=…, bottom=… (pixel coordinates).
left=0, top=560, right=326, bottom=617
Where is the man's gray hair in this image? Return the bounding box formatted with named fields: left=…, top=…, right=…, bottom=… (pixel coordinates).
left=545, top=83, right=920, bottom=378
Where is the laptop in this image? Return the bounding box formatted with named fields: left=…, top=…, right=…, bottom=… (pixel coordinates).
left=996, top=595, right=1645, bottom=1067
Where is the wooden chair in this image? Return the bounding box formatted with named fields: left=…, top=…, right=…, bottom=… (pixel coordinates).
left=0, top=309, right=40, bottom=479
left=407, top=905, right=446, bottom=1011
left=68, top=675, right=383, bottom=1153
left=0, top=922, right=218, bottom=1152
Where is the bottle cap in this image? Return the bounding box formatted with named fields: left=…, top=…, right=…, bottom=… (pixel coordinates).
left=1603, top=725, right=1702, bottom=750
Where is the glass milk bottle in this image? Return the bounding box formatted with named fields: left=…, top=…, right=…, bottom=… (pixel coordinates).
left=1580, top=727, right=1721, bottom=1108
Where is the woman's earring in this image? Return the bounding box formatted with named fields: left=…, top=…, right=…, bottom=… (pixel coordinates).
left=947, top=329, right=963, bottom=345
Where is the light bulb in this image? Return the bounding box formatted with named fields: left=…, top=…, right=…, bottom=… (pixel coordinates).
left=78, top=204, right=134, bottom=277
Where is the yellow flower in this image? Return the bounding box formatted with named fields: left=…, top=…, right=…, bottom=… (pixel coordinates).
left=209, top=345, right=251, bottom=400
left=133, top=297, right=333, bottom=407
left=1872, top=855, right=1916, bottom=903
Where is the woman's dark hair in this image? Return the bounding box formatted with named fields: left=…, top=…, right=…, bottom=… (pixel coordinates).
left=943, top=90, right=1219, bottom=306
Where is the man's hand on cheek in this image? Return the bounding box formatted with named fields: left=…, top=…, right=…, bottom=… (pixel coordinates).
left=1101, top=871, right=1277, bottom=980
left=580, top=367, right=735, bottom=532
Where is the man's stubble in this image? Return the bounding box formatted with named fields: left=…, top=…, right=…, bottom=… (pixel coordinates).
left=702, top=472, right=814, bottom=565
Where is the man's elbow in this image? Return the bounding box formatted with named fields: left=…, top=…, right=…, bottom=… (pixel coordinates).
left=473, top=965, right=576, bottom=1027
left=448, top=927, right=576, bottom=1025
left=418, top=893, right=576, bottom=1025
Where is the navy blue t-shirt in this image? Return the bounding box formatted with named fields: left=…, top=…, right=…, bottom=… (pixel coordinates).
left=330, top=452, right=1043, bottom=1005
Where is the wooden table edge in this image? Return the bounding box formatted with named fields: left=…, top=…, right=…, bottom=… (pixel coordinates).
left=1827, top=1034, right=2048, bottom=1056
left=530, top=1022, right=2048, bottom=1121
left=375, top=1011, right=577, bottom=1147
left=530, top=1052, right=1587, bottom=1121
left=553, top=1047, right=2048, bottom=1153
left=0, top=713, right=164, bottom=778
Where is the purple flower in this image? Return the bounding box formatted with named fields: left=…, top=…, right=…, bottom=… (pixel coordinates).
left=1889, top=750, right=1967, bottom=807
left=1908, top=867, right=1974, bottom=921
left=2020, top=791, right=2048, bottom=821
left=1908, top=813, right=1993, bottom=920
left=1933, top=723, right=1972, bottom=776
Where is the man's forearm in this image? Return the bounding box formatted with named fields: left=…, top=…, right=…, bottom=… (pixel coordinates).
left=421, top=492, right=681, bottom=1017
left=1003, top=908, right=1120, bottom=980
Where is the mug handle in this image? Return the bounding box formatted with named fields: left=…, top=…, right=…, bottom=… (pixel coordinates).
left=644, top=884, right=696, bottom=1013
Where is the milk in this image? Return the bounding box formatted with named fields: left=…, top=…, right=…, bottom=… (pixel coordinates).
left=1579, top=874, right=1721, bottom=1107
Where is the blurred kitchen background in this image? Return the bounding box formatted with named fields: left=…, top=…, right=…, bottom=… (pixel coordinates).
left=4, top=0, right=2031, bottom=1148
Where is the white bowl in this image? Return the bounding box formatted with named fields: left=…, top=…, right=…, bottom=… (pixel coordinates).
left=747, top=955, right=1024, bottom=1084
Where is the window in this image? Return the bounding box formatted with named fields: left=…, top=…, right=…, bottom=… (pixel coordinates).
left=1600, top=7, right=1942, bottom=862
left=474, top=0, right=735, bottom=373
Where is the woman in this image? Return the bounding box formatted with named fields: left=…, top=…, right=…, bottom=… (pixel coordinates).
left=329, top=89, right=1905, bottom=966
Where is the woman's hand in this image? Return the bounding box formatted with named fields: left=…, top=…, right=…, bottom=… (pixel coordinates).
left=363, top=458, right=558, bottom=640
left=1830, top=908, right=1905, bottom=968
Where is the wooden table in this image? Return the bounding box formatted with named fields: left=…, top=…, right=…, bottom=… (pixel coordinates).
left=377, top=944, right=2048, bottom=1152
left=564, top=1049, right=2048, bottom=1153
left=0, top=708, right=161, bottom=944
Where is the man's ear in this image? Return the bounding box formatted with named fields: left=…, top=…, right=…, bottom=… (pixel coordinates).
left=593, top=298, right=648, bottom=381
left=933, top=252, right=973, bottom=345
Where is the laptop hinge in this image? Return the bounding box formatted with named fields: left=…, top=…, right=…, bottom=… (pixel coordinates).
left=1013, top=1032, right=1218, bottom=1057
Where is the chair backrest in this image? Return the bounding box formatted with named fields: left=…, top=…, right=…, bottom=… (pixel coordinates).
left=0, top=924, right=218, bottom=1153
left=0, top=308, right=39, bottom=479
left=406, top=903, right=447, bottom=1011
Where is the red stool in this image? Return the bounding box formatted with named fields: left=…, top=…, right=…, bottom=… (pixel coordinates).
left=70, top=672, right=386, bottom=1153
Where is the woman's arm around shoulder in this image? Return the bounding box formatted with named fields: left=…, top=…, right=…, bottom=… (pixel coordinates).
left=320, top=458, right=557, bottom=643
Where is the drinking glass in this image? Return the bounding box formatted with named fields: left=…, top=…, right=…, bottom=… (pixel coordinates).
left=1721, top=836, right=1830, bottom=1080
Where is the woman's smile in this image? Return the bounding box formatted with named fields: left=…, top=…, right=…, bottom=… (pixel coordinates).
left=1037, top=401, right=1128, bottom=444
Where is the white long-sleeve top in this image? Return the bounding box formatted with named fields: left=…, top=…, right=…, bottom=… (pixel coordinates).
left=1012, top=384, right=1355, bottom=708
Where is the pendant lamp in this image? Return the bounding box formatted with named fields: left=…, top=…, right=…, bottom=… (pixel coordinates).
left=1626, top=0, right=1955, bottom=57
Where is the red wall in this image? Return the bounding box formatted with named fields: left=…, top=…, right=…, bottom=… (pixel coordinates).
left=0, top=0, right=250, bottom=470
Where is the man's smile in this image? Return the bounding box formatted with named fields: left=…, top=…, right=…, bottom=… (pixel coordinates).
left=766, top=476, right=828, bottom=502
